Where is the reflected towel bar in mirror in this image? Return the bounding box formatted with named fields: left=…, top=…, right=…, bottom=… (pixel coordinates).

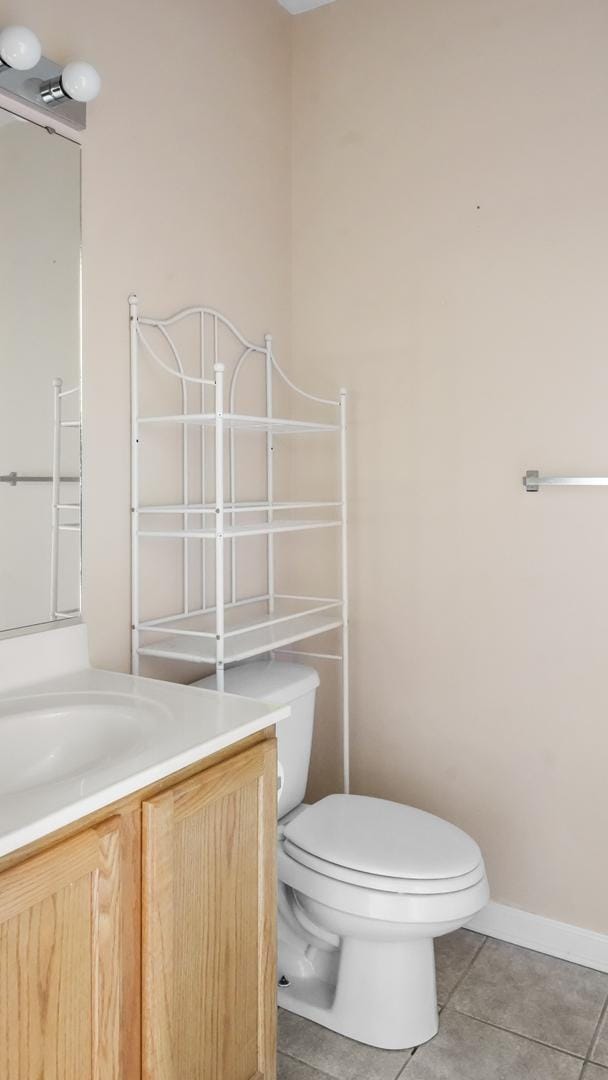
left=0, top=472, right=79, bottom=486
left=523, top=470, right=608, bottom=492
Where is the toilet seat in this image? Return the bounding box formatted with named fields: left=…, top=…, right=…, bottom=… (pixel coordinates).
left=282, top=793, right=483, bottom=893
left=282, top=838, right=485, bottom=895
left=278, top=842, right=488, bottom=925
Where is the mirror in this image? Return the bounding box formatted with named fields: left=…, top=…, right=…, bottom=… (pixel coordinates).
left=0, top=106, right=81, bottom=633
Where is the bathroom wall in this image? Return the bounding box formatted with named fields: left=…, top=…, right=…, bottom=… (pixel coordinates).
left=291, top=0, right=608, bottom=931
left=0, top=0, right=292, bottom=670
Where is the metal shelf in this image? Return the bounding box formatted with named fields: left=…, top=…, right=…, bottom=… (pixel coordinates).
left=138, top=518, right=341, bottom=540
left=138, top=412, right=339, bottom=435
left=137, top=599, right=343, bottom=666
left=136, top=500, right=342, bottom=515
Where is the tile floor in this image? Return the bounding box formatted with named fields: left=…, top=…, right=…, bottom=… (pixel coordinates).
left=277, top=931, right=608, bottom=1080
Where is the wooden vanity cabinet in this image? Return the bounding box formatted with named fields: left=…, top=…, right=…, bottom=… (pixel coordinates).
left=142, top=739, right=277, bottom=1080
left=0, top=815, right=127, bottom=1080
left=0, top=733, right=277, bottom=1080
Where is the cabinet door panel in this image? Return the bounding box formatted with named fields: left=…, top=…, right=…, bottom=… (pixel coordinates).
left=0, top=817, right=122, bottom=1080
left=143, top=739, right=277, bottom=1080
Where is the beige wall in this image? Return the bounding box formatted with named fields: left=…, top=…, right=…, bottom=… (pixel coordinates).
left=0, top=0, right=292, bottom=670
left=291, top=0, right=608, bottom=932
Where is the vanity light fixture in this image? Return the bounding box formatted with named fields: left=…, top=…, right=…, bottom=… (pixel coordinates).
left=40, top=61, right=101, bottom=105
left=0, top=25, right=42, bottom=71
left=0, top=25, right=100, bottom=129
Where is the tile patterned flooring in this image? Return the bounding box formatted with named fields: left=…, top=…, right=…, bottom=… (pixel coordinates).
left=277, top=931, right=608, bottom=1080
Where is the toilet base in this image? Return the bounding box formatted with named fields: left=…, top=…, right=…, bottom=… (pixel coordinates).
left=278, top=935, right=438, bottom=1050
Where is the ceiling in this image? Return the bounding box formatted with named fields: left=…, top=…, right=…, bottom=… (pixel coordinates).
left=278, top=0, right=336, bottom=13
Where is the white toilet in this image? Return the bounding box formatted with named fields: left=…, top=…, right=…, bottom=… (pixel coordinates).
left=196, top=660, right=489, bottom=1051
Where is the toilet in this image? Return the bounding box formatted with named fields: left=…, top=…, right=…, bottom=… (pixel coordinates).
left=196, top=660, right=489, bottom=1051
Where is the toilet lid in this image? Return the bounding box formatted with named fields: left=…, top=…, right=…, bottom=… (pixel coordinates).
left=282, top=794, right=482, bottom=882
left=281, top=839, right=485, bottom=894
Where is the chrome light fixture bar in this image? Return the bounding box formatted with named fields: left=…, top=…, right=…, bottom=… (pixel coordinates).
left=523, top=470, right=608, bottom=492
left=0, top=25, right=100, bottom=130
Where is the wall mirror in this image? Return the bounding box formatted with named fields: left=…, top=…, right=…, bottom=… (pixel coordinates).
left=0, top=104, right=81, bottom=634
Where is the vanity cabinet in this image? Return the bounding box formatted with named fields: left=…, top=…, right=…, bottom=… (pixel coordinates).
left=0, top=816, right=126, bottom=1080
left=142, top=740, right=277, bottom=1080
left=0, top=732, right=277, bottom=1080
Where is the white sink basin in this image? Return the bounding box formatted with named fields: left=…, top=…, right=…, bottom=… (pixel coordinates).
left=0, top=691, right=169, bottom=796
left=0, top=654, right=287, bottom=859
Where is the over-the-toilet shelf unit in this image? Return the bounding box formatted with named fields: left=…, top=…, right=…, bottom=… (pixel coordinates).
left=129, top=295, right=350, bottom=789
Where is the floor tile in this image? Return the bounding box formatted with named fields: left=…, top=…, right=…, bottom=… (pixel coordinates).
left=582, top=1067, right=608, bottom=1078
left=449, top=937, right=608, bottom=1056
left=435, top=930, right=486, bottom=1006
left=278, top=1052, right=331, bottom=1080
left=278, top=1009, right=411, bottom=1080
left=401, top=1009, right=583, bottom=1080
left=591, top=1010, right=608, bottom=1066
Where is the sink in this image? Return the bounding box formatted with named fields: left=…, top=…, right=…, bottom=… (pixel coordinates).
left=0, top=691, right=169, bottom=796
left=0, top=631, right=287, bottom=859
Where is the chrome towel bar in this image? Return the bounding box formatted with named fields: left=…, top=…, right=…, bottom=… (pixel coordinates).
left=0, top=472, right=79, bottom=486
left=523, top=470, right=608, bottom=492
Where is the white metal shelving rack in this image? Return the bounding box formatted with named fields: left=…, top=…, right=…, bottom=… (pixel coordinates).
left=129, top=296, right=350, bottom=790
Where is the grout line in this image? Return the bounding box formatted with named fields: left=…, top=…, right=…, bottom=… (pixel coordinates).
left=441, top=932, right=605, bottom=1065
left=447, top=1006, right=587, bottom=1062
left=584, top=988, right=608, bottom=1067
left=277, top=1048, right=334, bottom=1078
left=394, top=1050, right=416, bottom=1078
left=440, top=932, right=489, bottom=1010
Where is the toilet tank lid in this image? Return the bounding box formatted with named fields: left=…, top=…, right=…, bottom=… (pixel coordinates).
left=193, top=660, right=319, bottom=705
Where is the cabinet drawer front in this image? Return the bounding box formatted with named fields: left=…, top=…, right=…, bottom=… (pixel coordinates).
left=142, top=739, right=277, bottom=1080
left=0, top=818, right=122, bottom=1080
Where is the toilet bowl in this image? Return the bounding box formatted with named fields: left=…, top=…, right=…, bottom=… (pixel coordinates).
left=195, top=660, right=489, bottom=1051
left=277, top=794, right=488, bottom=1049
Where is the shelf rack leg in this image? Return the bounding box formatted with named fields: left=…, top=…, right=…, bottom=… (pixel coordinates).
left=265, top=334, right=275, bottom=615
left=215, top=359, right=225, bottom=690
left=200, top=311, right=207, bottom=611
left=129, top=294, right=140, bottom=675
left=340, top=388, right=350, bottom=794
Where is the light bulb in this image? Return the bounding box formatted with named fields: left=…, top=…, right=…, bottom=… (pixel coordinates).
left=0, top=25, right=42, bottom=70
left=60, top=60, right=101, bottom=103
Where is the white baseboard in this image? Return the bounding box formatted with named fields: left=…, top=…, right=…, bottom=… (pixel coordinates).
left=467, top=901, right=608, bottom=974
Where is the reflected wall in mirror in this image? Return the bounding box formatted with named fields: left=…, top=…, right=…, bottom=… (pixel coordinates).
left=0, top=106, right=81, bottom=633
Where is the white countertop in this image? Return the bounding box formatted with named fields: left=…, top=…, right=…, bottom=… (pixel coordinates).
left=0, top=666, right=286, bottom=859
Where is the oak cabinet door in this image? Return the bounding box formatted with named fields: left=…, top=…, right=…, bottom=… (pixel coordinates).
left=0, top=817, right=124, bottom=1080
left=142, top=739, right=277, bottom=1080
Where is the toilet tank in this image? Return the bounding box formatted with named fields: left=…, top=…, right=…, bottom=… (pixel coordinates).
left=194, top=660, right=319, bottom=818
